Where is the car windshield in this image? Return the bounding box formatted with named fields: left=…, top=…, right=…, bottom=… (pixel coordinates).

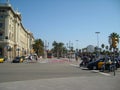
left=15, top=57, right=20, bottom=59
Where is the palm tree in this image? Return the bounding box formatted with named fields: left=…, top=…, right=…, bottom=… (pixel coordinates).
left=109, top=32, right=120, bottom=48
left=101, top=44, right=105, bottom=52
left=94, top=46, right=98, bottom=52
left=52, top=41, right=58, bottom=57
left=109, top=45, right=112, bottom=52
left=52, top=41, right=64, bottom=58
left=105, top=45, right=109, bottom=55
left=110, top=32, right=120, bottom=43
left=33, top=39, right=44, bottom=57
left=105, top=45, right=109, bottom=51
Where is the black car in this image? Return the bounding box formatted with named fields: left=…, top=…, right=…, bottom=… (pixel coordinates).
left=87, top=58, right=105, bottom=70
left=12, top=57, right=24, bottom=63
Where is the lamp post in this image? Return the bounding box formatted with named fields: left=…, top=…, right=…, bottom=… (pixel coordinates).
left=95, top=32, right=100, bottom=48
left=67, top=41, right=73, bottom=61
left=44, top=40, right=49, bottom=58
left=95, top=32, right=100, bottom=57
left=76, top=40, right=79, bottom=50
left=67, top=41, right=73, bottom=51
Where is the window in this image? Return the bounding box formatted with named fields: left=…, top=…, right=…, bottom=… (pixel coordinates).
left=0, top=32, right=3, bottom=39
left=0, top=33, right=3, bottom=36
left=0, top=9, right=5, bottom=13
left=0, top=23, right=3, bottom=28
left=5, top=36, right=8, bottom=39
left=0, top=15, right=4, bottom=19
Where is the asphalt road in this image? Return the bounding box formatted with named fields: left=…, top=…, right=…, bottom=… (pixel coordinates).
left=0, top=62, right=100, bottom=83
left=0, top=60, right=120, bottom=90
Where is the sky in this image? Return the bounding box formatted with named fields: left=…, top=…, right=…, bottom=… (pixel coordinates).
left=1, top=0, right=120, bottom=49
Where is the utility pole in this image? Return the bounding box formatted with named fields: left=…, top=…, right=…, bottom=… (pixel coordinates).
left=95, top=32, right=100, bottom=48
left=111, top=37, right=119, bottom=76
left=95, top=32, right=100, bottom=57
left=44, top=40, right=49, bottom=58
left=67, top=41, right=73, bottom=62
left=76, top=40, right=79, bottom=50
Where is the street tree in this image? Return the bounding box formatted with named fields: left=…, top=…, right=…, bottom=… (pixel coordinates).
left=52, top=41, right=65, bottom=58
left=33, top=39, right=44, bottom=57
left=109, top=32, right=120, bottom=49
left=101, top=44, right=105, bottom=52
left=105, top=45, right=109, bottom=51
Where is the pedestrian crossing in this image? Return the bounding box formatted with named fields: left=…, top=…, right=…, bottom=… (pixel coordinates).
left=38, top=58, right=70, bottom=64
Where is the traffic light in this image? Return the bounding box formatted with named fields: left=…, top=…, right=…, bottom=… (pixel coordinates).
left=112, top=37, right=118, bottom=48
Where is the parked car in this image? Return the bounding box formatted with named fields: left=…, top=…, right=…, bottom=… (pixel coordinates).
left=87, top=57, right=120, bottom=70
left=12, top=57, right=24, bottom=63
left=21, top=56, right=26, bottom=61
left=0, top=56, right=5, bottom=63
left=100, top=58, right=120, bottom=72
left=87, top=58, right=105, bottom=70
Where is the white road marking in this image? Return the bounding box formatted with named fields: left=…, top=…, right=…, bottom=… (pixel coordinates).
left=91, top=70, right=99, bottom=73
left=70, top=64, right=79, bottom=67
left=92, top=70, right=111, bottom=76
left=99, top=72, right=111, bottom=76
left=70, top=64, right=111, bottom=76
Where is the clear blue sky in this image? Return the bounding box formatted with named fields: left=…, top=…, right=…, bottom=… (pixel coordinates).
left=1, top=0, right=120, bottom=49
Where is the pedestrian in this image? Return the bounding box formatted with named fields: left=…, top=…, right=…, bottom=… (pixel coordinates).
left=35, top=55, right=38, bottom=61
left=4, top=55, right=8, bottom=62
left=75, top=53, right=78, bottom=61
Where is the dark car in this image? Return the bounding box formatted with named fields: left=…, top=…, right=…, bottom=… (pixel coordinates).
left=12, top=57, right=24, bottom=63
left=87, top=58, right=105, bottom=70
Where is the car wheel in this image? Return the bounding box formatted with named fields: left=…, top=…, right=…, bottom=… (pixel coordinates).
left=88, top=66, right=93, bottom=70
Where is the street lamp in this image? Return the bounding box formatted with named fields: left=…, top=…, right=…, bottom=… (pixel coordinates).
left=67, top=41, right=73, bottom=51
left=95, top=32, right=100, bottom=57
left=95, top=32, right=100, bottom=48
left=44, top=40, right=49, bottom=58
left=76, top=40, right=79, bottom=50
left=67, top=41, right=73, bottom=61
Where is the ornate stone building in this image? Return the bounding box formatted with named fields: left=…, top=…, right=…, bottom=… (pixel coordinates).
left=0, top=2, right=34, bottom=60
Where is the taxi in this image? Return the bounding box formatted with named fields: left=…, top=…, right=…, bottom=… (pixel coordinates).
left=98, top=61, right=104, bottom=69
left=0, top=56, right=5, bottom=63
left=12, top=56, right=24, bottom=63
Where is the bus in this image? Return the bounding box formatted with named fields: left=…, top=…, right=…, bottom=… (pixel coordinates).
left=47, top=52, right=52, bottom=58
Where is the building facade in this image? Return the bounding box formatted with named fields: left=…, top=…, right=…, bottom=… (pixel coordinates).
left=0, top=2, right=34, bottom=60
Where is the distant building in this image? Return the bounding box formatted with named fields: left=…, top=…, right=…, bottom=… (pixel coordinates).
left=0, top=2, right=34, bottom=60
